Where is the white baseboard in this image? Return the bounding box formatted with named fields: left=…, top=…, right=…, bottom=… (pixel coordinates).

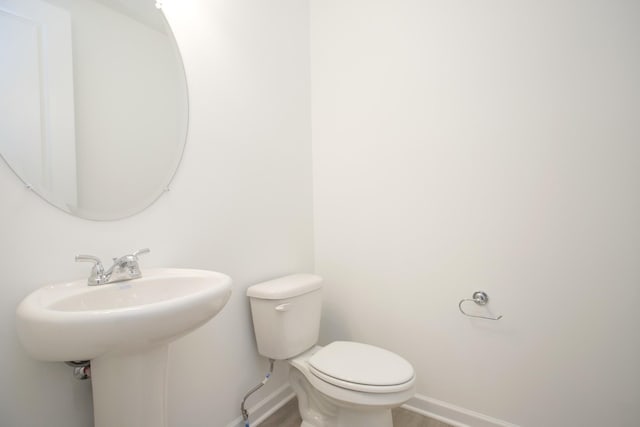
left=403, top=394, right=520, bottom=427
left=224, top=384, right=295, bottom=427
left=225, top=386, right=519, bottom=427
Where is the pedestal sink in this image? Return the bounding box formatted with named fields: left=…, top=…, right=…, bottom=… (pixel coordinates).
left=16, top=268, right=232, bottom=427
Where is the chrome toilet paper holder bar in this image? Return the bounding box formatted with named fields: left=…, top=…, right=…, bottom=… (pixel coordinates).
left=458, top=291, right=503, bottom=320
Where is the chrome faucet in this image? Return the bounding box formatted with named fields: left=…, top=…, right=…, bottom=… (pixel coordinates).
left=75, top=248, right=150, bottom=286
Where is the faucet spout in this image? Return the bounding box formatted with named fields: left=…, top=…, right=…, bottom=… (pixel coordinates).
left=104, top=248, right=150, bottom=284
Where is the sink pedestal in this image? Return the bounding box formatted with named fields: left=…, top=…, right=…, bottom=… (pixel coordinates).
left=91, top=344, right=169, bottom=427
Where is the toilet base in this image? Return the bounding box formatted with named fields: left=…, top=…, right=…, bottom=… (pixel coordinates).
left=299, top=412, right=392, bottom=427
left=297, top=408, right=392, bottom=427
left=290, top=365, right=395, bottom=427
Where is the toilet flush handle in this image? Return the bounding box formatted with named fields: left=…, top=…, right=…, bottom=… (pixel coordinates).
left=275, top=303, right=292, bottom=312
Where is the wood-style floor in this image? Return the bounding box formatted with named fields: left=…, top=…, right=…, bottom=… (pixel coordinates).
left=259, top=398, right=453, bottom=427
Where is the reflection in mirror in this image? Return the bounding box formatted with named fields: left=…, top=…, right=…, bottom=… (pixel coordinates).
left=0, top=0, right=188, bottom=220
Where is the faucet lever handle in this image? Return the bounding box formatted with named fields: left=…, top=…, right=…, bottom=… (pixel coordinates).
left=75, top=254, right=104, bottom=271
left=133, top=248, right=150, bottom=258
left=75, top=254, right=106, bottom=285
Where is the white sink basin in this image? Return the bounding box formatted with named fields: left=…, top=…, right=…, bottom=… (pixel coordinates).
left=15, top=268, right=232, bottom=427
left=17, top=268, right=232, bottom=361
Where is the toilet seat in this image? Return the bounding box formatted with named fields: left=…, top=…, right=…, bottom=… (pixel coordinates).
left=308, top=341, right=415, bottom=393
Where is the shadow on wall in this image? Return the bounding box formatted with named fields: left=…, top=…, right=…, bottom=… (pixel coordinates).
left=319, top=303, right=354, bottom=345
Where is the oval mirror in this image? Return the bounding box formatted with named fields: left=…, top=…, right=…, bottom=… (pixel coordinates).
left=0, top=0, right=188, bottom=220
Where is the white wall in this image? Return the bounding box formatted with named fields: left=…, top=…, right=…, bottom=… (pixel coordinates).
left=0, top=1, right=312, bottom=426
left=311, top=1, right=640, bottom=426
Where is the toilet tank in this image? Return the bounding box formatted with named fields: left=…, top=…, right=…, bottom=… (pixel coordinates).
left=247, top=274, right=322, bottom=360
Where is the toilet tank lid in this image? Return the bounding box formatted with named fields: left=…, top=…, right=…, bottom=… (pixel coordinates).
left=247, top=274, right=322, bottom=299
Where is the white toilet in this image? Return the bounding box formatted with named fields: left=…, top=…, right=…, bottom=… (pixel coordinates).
left=247, top=274, right=416, bottom=427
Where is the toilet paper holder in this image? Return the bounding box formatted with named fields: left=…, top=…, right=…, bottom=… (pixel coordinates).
left=458, top=291, right=503, bottom=320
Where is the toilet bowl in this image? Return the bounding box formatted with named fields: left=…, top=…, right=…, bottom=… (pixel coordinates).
left=247, top=274, right=415, bottom=427
left=289, top=343, right=416, bottom=427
